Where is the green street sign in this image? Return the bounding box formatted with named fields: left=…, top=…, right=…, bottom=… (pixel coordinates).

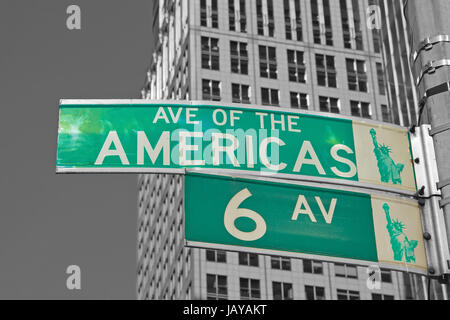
left=57, top=100, right=416, bottom=194
left=184, top=172, right=427, bottom=273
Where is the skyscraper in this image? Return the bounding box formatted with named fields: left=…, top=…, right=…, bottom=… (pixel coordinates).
left=137, top=0, right=434, bottom=300
left=371, top=0, right=419, bottom=127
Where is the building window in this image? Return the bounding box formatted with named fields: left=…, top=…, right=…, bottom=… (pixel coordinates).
left=229, top=0, right=235, bottom=31
left=337, top=289, right=360, bottom=300
left=271, top=256, right=291, bottom=271
left=273, top=282, right=293, bottom=300
left=207, top=274, right=228, bottom=300
left=319, top=96, right=340, bottom=113
left=240, top=278, right=261, bottom=299
left=232, top=84, right=251, bottom=104
left=346, top=59, right=368, bottom=92
left=256, top=0, right=275, bottom=37
left=238, top=252, right=259, bottom=267
left=323, top=0, right=333, bottom=45
left=200, top=0, right=207, bottom=27
left=259, top=45, right=277, bottom=79
left=202, top=79, right=221, bottom=101
left=290, top=92, right=309, bottom=110
left=305, top=285, right=326, bottom=300
left=350, top=101, right=372, bottom=119
left=256, top=0, right=263, bottom=35
left=201, top=0, right=218, bottom=28
left=381, top=269, right=392, bottom=283
left=340, top=0, right=363, bottom=50
left=372, top=29, right=382, bottom=53
left=335, top=263, right=358, bottom=279
left=372, top=293, right=394, bottom=300
left=316, top=54, right=337, bottom=87
left=287, top=50, right=306, bottom=83
left=303, top=259, right=323, bottom=274
left=239, top=0, right=247, bottom=32
left=229, top=0, right=247, bottom=32
left=311, top=0, right=320, bottom=44
left=381, top=104, right=392, bottom=123
left=311, top=0, right=333, bottom=45
left=206, top=250, right=227, bottom=263
left=201, top=37, right=220, bottom=70
left=284, top=0, right=291, bottom=39
left=368, top=0, right=382, bottom=51
left=340, top=0, right=351, bottom=48
left=284, top=0, right=302, bottom=41
left=351, top=0, right=363, bottom=50
left=211, top=0, right=219, bottom=28
left=230, top=41, right=248, bottom=75
left=261, top=88, right=279, bottom=106
left=376, top=62, right=386, bottom=95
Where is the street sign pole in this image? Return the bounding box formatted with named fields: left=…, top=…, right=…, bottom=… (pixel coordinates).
left=410, top=126, right=450, bottom=278
left=405, top=0, right=450, bottom=281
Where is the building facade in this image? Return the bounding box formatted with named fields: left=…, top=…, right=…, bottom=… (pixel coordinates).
left=371, top=0, right=419, bottom=127
left=137, top=0, right=435, bottom=300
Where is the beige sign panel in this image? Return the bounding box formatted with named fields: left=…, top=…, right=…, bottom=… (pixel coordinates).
left=353, top=122, right=416, bottom=193
left=371, top=195, right=427, bottom=271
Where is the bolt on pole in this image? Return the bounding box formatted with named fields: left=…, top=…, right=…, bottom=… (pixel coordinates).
left=404, top=0, right=450, bottom=281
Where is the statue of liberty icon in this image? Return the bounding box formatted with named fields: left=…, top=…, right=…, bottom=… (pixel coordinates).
left=382, top=203, right=418, bottom=263
left=370, top=128, right=404, bottom=185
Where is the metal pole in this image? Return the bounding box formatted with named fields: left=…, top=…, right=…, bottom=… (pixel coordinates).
left=442, top=283, right=448, bottom=300
left=404, top=0, right=450, bottom=282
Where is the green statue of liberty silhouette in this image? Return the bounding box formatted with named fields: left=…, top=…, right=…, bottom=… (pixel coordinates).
left=370, top=128, right=404, bottom=185
left=382, top=203, right=418, bottom=263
